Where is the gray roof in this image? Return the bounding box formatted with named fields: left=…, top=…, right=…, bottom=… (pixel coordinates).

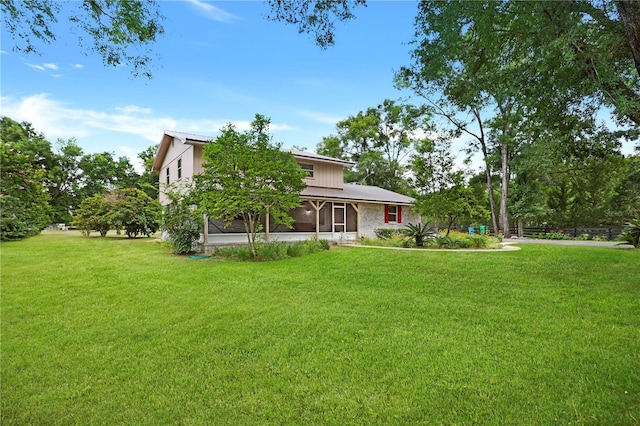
left=286, top=149, right=354, bottom=166
left=164, top=130, right=215, bottom=143
left=302, top=183, right=414, bottom=205
left=160, top=130, right=354, bottom=167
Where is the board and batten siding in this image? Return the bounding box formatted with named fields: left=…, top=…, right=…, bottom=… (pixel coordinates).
left=301, top=161, right=344, bottom=189
left=193, top=145, right=204, bottom=175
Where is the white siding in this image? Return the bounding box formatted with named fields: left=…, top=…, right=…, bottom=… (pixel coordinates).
left=158, top=138, right=196, bottom=205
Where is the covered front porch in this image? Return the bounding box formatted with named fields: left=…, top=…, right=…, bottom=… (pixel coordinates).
left=202, top=200, right=361, bottom=245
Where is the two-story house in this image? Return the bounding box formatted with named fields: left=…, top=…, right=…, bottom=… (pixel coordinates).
left=152, top=130, right=421, bottom=245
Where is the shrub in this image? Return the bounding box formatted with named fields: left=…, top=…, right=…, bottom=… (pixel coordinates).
left=214, top=245, right=254, bottom=261
left=361, top=234, right=413, bottom=248
left=374, top=228, right=404, bottom=239
left=536, top=231, right=571, bottom=240
left=257, top=241, right=289, bottom=260
left=162, top=198, right=203, bottom=255
left=213, top=239, right=330, bottom=261
left=617, top=218, right=640, bottom=248
left=428, top=231, right=500, bottom=249
left=107, top=188, right=161, bottom=238
left=72, top=194, right=111, bottom=237
left=318, top=239, right=330, bottom=250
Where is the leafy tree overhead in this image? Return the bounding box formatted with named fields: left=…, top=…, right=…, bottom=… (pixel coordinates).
left=267, top=0, right=366, bottom=48
left=193, top=114, right=307, bottom=258
left=1, top=0, right=165, bottom=78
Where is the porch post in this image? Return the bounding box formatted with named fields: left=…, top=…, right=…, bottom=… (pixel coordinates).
left=315, top=203, right=320, bottom=240
left=350, top=202, right=360, bottom=239
left=203, top=214, right=209, bottom=245
left=309, top=200, right=326, bottom=240
left=265, top=211, right=270, bottom=242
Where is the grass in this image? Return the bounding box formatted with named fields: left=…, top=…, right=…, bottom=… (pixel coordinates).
left=2, top=231, right=639, bottom=424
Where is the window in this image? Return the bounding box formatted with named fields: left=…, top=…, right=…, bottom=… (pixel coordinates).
left=177, top=158, right=182, bottom=179
left=165, top=167, right=170, bottom=184
left=384, top=204, right=402, bottom=224
left=300, top=163, right=314, bottom=178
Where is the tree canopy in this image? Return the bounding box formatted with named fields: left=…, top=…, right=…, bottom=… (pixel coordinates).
left=317, top=99, right=431, bottom=194
left=0, top=116, right=160, bottom=238
left=1, top=0, right=164, bottom=78
left=193, top=114, right=307, bottom=257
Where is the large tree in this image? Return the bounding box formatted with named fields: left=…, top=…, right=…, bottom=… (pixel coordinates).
left=411, top=135, right=489, bottom=234
left=0, top=142, right=51, bottom=241
left=317, top=99, right=431, bottom=194
left=193, top=114, right=307, bottom=258
left=1, top=0, right=164, bottom=78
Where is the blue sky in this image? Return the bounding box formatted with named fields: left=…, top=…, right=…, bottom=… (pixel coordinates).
left=1, top=1, right=421, bottom=169
left=1, top=0, right=636, bottom=173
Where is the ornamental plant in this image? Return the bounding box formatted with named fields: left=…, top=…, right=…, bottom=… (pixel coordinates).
left=107, top=188, right=162, bottom=238
left=162, top=187, right=203, bottom=254
left=72, top=194, right=111, bottom=236
left=617, top=218, right=640, bottom=248
left=403, top=222, right=433, bottom=247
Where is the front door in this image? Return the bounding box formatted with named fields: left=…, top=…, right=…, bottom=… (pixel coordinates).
left=333, top=203, right=346, bottom=233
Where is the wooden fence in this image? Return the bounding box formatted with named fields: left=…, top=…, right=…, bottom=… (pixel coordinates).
left=455, top=225, right=625, bottom=241
left=508, top=226, right=625, bottom=241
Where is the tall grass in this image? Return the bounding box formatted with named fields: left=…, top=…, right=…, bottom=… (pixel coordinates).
left=2, top=232, right=639, bottom=424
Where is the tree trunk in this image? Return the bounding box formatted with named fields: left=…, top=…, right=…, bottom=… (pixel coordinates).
left=617, top=1, right=640, bottom=78
left=500, top=140, right=511, bottom=238
left=518, top=217, right=524, bottom=238
left=472, top=108, right=500, bottom=237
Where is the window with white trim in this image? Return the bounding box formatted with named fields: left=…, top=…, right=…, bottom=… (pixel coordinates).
left=165, top=167, right=170, bottom=184
left=177, top=158, right=182, bottom=179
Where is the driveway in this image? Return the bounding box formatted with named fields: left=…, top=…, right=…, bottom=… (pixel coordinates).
left=503, top=238, right=635, bottom=249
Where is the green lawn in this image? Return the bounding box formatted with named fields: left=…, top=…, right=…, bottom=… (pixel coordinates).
left=2, top=232, right=639, bottom=425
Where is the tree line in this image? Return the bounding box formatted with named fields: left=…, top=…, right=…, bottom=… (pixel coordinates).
left=0, top=116, right=159, bottom=240
left=2, top=1, right=639, bottom=239
left=315, top=99, right=639, bottom=235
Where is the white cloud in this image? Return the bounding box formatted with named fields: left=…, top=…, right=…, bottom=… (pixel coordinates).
left=297, top=109, right=344, bottom=125
left=0, top=93, right=294, bottom=146
left=27, top=62, right=59, bottom=71
left=0, top=93, right=176, bottom=143
left=185, top=0, right=240, bottom=22
left=73, top=63, right=84, bottom=69
left=115, top=105, right=153, bottom=114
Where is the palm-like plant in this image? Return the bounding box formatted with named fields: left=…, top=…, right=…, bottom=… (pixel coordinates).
left=617, top=218, right=640, bottom=248
left=404, top=222, right=433, bottom=247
